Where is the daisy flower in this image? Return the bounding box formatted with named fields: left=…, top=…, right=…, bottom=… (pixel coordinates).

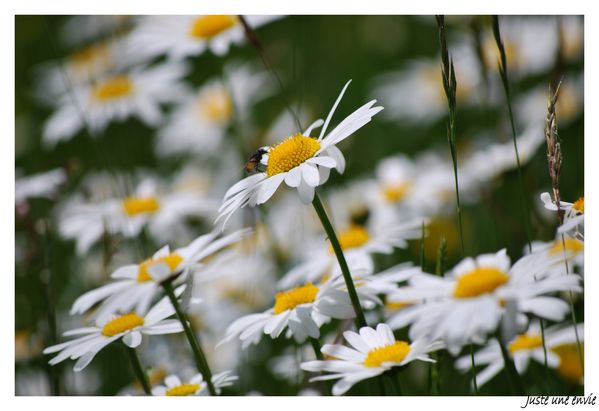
left=516, top=75, right=583, bottom=128
left=483, top=16, right=582, bottom=78
left=155, top=63, right=273, bottom=158
left=301, top=323, right=442, bottom=395
left=217, top=80, right=384, bottom=227
left=34, top=36, right=143, bottom=103
left=43, top=293, right=184, bottom=372
left=370, top=42, right=480, bottom=124
left=278, top=217, right=424, bottom=289
left=60, top=15, right=133, bottom=47
left=57, top=173, right=217, bottom=255
left=70, top=229, right=250, bottom=321
left=541, top=192, right=584, bottom=240
left=189, top=247, right=277, bottom=336
left=151, top=371, right=238, bottom=396
left=218, top=275, right=381, bottom=348
left=127, top=15, right=282, bottom=61
left=15, top=168, right=66, bottom=205
left=43, top=61, right=188, bottom=147
left=455, top=321, right=584, bottom=387
left=460, top=123, right=545, bottom=191
left=386, top=249, right=581, bottom=355
left=530, top=236, right=584, bottom=277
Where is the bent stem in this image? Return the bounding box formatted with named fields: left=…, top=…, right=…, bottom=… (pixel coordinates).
left=124, top=343, right=151, bottom=395
left=162, top=281, right=217, bottom=396
left=312, top=193, right=367, bottom=328
left=495, top=329, right=526, bottom=396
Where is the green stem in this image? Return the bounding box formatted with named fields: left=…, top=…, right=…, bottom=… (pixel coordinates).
left=162, top=281, right=217, bottom=396
left=469, top=344, right=479, bottom=394
left=309, top=337, right=324, bottom=360
left=312, top=193, right=367, bottom=328
left=492, top=15, right=533, bottom=253
left=124, top=343, right=151, bottom=395
left=40, top=220, right=60, bottom=396
left=437, top=15, right=474, bottom=393
left=496, top=329, right=526, bottom=396
left=429, top=239, right=446, bottom=395
left=386, top=368, right=403, bottom=395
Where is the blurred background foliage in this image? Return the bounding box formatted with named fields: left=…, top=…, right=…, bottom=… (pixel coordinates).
left=15, top=15, right=583, bottom=395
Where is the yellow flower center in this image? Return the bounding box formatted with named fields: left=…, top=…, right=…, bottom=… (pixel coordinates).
left=549, top=238, right=584, bottom=256
left=189, top=15, right=238, bottom=39
left=332, top=225, right=370, bottom=252
left=197, top=87, right=233, bottom=122
left=552, top=343, right=584, bottom=383
left=221, top=284, right=262, bottom=309
left=273, top=283, right=319, bottom=314
left=385, top=301, right=410, bottom=311
left=453, top=267, right=510, bottom=298
left=383, top=183, right=410, bottom=203
left=69, top=42, right=111, bottom=73
left=364, top=341, right=411, bottom=367
left=101, top=313, right=144, bottom=337
left=166, top=383, right=202, bottom=396
left=122, top=196, right=160, bottom=216
left=137, top=253, right=184, bottom=283
left=572, top=197, right=584, bottom=214
left=508, top=333, right=543, bottom=353
left=484, top=38, right=518, bottom=71
left=92, top=75, right=134, bottom=101
left=266, top=134, right=321, bottom=177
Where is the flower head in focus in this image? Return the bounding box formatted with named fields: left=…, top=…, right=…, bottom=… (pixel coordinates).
left=152, top=371, right=238, bottom=396
left=217, top=80, right=383, bottom=227
left=301, top=323, right=441, bottom=395
left=43, top=292, right=184, bottom=372
left=386, top=249, right=581, bottom=355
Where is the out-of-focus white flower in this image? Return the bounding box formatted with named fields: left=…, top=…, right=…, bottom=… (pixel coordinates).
left=218, top=275, right=381, bottom=348
left=483, top=16, right=582, bottom=78
left=60, top=15, right=134, bottom=47
left=459, top=123, right=545, bottom=189
left=15, top=168, right=66, bottom=205
left=371, top=42, right=480, bottom=124
left=530, top=237, right=584, bottom=277
left=456, top=321, right=584, bottom=387
left=301, top=323, right=441, bottom=395
left=540, top=192, right=584, bottom=240
left=189, top=245, right=276, bottom=334
left=43, top=61, right=188, bottom=147
left=268, top=345, right=313, bottom=383
left=387, top=249, right=581, bottom=355
left=278, top=218, right=424, bottom=289
left=34, top=36, right=144, bottom=103
left=57, top=173, right=218, bottom=255
left=156, top=63, right=273, bottom=158
left=43, top=293, right=184, bottom=372
left=127, top=15, right=282, bottom=61
left=515, top=75, right=583, bottom=128
left=15, top=370, right=50, bottom=396
left=151, top=371, right=238, bottom=396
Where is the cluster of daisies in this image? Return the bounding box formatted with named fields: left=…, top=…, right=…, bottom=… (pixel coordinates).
left=15, top=15, right=584, bottom=396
